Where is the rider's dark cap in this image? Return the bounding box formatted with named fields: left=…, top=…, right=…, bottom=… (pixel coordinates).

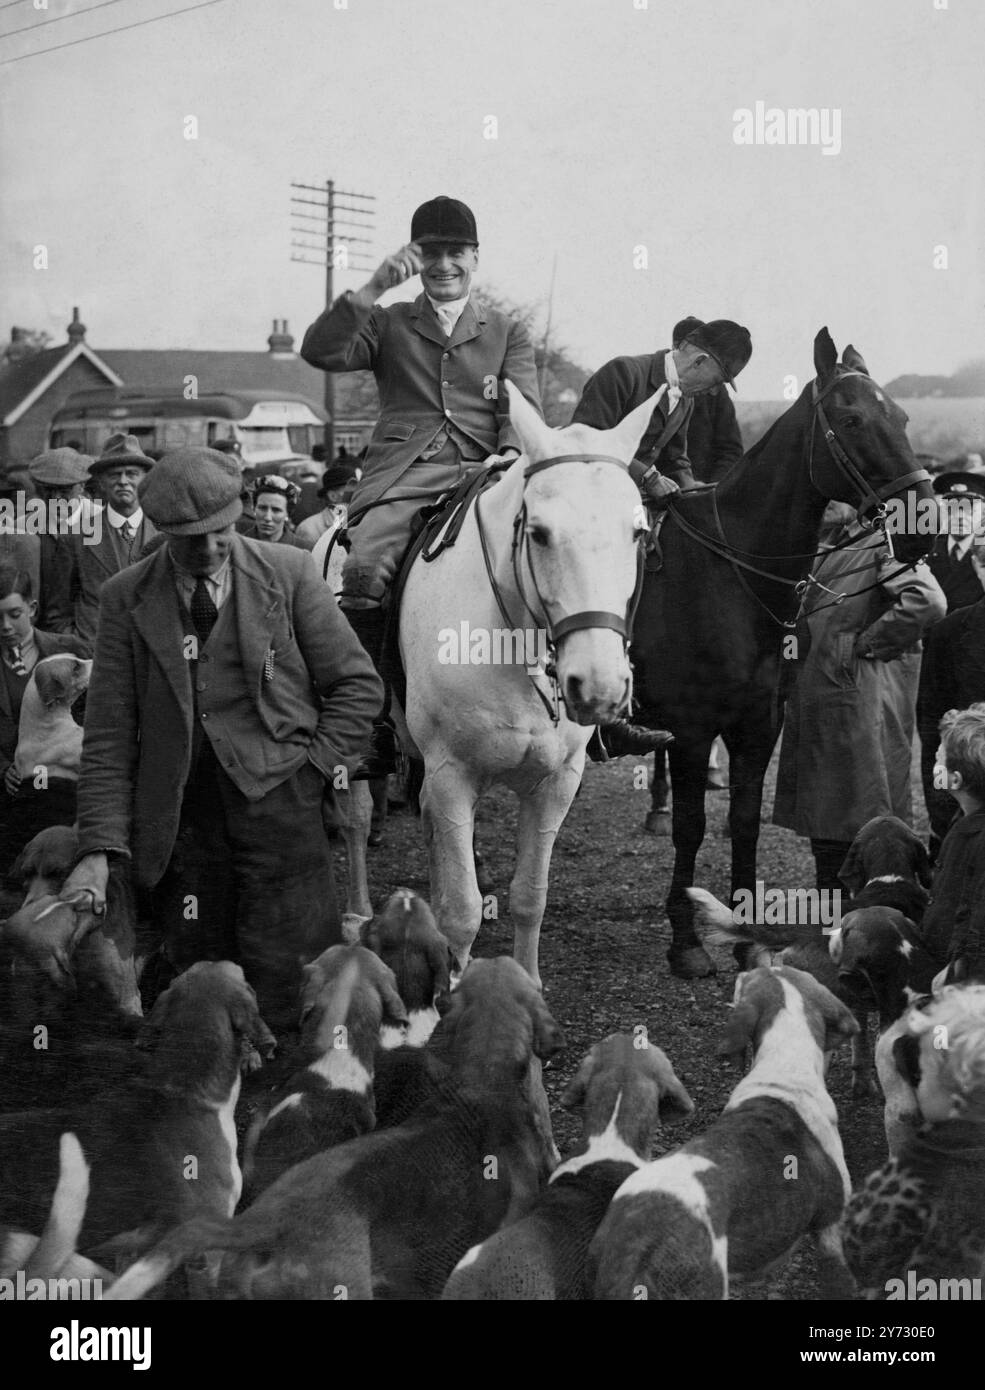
left=932, top=471, right=985, bottom=500
left=680, top=320, right=752, bottom=387
left=411, top=197, right=478, bottom=246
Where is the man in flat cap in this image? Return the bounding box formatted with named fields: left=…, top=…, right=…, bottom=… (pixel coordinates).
left=572, top=316, right=752, bottom=758
left=62, top=448, right=382, bottom=1026
left=57, top=433, right=158, bottom=651
left=27, top=446, right=100, bottom=634
left=300, top=195, right=541, bottom=775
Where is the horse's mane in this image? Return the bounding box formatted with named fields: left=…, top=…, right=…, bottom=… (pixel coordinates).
left=716, top=385, right=813, bottom=503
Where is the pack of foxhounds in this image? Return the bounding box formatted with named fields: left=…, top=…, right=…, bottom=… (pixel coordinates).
left=0, top=812, right=983, bottom=1300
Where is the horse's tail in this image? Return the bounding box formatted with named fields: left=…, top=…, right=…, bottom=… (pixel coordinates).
left=687, top=886, right=826, bottom=952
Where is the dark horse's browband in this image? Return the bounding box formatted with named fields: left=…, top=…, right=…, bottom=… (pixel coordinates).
left=475, top=450, right=644, bottom=724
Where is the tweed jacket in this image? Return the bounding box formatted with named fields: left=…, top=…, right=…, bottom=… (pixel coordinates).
left=571, top=349, right=694, bottom=485
left=54, top=515, right=160, bottom=651
left=75, top=535, right=382, bottom=890
left=300, top=292, right=542, bottom=508
left=0, top=627, right=90, bottom=774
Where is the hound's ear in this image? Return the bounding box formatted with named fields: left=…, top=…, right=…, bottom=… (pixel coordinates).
left=822, top=995, right=860, bottom=1051
left=560, top=1048, right=597, bottom=1110
left=33, top=663, right=70, bottom=709
left=838, top=840, right=865, bottom=897
left=651, top=1053, right=695, bottom=1122
left=298, top=961, right=323, bottom=1025
left=504, top=380, right=553, bottom=460
left=604, top=386, right=668, bottom=466
left=715, top=1000, right=759, bottom=1063
left=841, top=345, right=869, bottom=376
left=914, top=839, right=934, bottom=891
left=426, top=937, right=452, bottom=1001
left=530, top=993, right=564, bottom=1062
left=814, top=328, right=838, bottom=385
left=136, top=986, right=174, bottom=1050
left=230, top=993, right=277, bottom=1059
left=892, top=1032, right=922, bottom=1090
left=377, top=970, right=409, bottom=1030
left=828, top=926, right=845, bottom=965
left=359, top=917, right=381, bottom=955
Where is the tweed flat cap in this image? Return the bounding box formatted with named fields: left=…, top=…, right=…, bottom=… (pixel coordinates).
left=89, top=432, right=156, bottom=476
left=139, top=447, right=244, bottom=535
left=28, top=447, right=92, bottom=486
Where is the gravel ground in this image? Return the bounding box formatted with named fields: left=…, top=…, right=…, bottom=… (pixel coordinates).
left=342, top=741, right=932, bottom=1300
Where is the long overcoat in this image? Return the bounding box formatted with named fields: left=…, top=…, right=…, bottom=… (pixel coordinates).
left=773, top=526, right=946, bottom=841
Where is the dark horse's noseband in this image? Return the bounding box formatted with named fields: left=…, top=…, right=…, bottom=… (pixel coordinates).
left=475, top=451, right=642, bottom=723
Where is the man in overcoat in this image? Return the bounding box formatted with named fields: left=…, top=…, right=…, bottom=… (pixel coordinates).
left=62, top=448, right=382, bottom=1025
left=774, top=521, right=945, bottom=889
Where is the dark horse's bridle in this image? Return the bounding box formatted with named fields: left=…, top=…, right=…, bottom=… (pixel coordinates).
left=475, top=450, right=645, bottom=723
left=808, top=370, right=931, bottom=527
left=669, top=370, right=934, bottom=630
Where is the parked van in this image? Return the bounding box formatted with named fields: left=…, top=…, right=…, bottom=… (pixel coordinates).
left=48, top=388, right=327, bottom=468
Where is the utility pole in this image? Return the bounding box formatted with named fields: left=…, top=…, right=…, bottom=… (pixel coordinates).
left=291, top=179, right=376, bottom=459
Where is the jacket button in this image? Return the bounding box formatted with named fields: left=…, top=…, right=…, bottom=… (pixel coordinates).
left=201, top=712, right=209, bottom=720
left=199, top=654, right=209, bottom=664
left=445, top=409, right=452, bottom=418
left=442, top=381, right=451, bottom=388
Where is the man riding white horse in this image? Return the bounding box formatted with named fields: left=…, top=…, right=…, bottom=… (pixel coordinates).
left=572, top=316, right=752, bottom=758
left=301, top=196, right=671, bottom=772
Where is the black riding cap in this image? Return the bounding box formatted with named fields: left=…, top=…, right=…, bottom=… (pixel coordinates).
left=411, top=197, right=478, bottom=246
left=680, top=320, right=753, bottom=387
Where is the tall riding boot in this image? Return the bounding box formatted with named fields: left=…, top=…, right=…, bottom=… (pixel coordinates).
left=342, top=605, right=397, bottom=780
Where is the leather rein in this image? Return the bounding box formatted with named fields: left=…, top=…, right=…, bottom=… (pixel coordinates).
left=668, top=371, right=933, bottom=630
left=474, top=451, right=644, bottom=725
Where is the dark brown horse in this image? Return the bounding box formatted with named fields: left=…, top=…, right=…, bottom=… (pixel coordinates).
left=632, top=329, right=936, bottom=978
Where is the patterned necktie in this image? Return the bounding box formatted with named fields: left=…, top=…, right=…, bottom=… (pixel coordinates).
left=120, top=519, right=135, bottom=558
left=4, top=644, right=27, bottom=676
left=950, top=536, right=968, bottom=563
left=190, top=578, right=218, bottom=645
left=436, top=305, right=456, bottom=337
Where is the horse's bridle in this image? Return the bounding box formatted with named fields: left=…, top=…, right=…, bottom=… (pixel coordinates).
left=475, top=450, right=643, bottom=723
left=809, top=370, right=931, bottom=527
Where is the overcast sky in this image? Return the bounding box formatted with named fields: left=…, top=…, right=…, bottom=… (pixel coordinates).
left=1, top=0, right=982, bottom=398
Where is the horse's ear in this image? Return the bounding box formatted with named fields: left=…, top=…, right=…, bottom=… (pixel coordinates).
left=604, top=385, right=669, bottom=465
left=814, top=328, right=838, bottom=384
left=841, top=344, right=870, bottom=376
left=504, top=380, right=554, bottom=458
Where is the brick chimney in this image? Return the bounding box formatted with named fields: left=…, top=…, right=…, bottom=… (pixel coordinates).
left=5, top=327, right=33, bottom=363
left=267, top=318, right=295, bottom=357
left=66, top=306, right=86, bottom=344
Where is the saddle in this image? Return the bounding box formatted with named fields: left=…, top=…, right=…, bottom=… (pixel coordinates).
left=380, top=463, right=510, bottom=711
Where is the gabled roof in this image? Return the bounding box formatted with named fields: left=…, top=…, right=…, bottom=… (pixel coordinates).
left=0, top=342, right=122, bottom=425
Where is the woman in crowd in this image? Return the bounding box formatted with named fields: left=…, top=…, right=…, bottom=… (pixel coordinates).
left=240, top=476, right=312, bottom=550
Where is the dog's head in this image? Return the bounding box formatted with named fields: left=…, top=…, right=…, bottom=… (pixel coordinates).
left=32, top=656, right=92, bottom=710
left=716, top=965, right=858, bottom=1065
left=437, top=957, right=563, bottom=1089
left=561, top=1032, right=693, bottom=1156
left=361, top=888, right=452, bottom=1012
left=10, top=825, right=80, bottom=904
left=829, top=906, right=919, bottom=1018
left=138, top=961, right=277, bottom=1087
left=839, top=815, right=933, bottom=896
left=300, top=943, right=408, bottom=1058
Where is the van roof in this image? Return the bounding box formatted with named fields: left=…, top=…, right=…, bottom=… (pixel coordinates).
left=53, top=386, right=329, bottom=423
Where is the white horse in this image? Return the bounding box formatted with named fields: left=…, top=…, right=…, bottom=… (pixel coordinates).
left=340, top=381, right=663, bottom=986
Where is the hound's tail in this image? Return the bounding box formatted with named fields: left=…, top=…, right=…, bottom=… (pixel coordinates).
left=102, top=1215, right=242, bottom=1300
left=687, top=886, right=826, bottom=952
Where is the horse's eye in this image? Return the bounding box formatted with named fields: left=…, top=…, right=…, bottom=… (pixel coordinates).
left=528, top=526, right=550, bottom=547
left=841, top=414, right=861, bottom=430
